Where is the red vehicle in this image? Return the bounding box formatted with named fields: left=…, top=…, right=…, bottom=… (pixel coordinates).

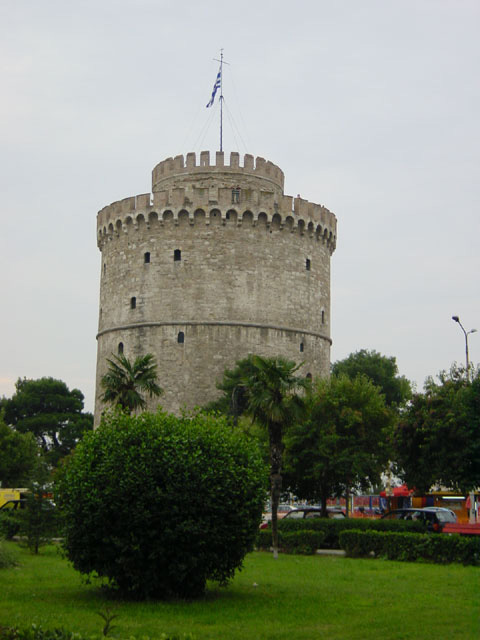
left=442, top=522, right=480, bottom=536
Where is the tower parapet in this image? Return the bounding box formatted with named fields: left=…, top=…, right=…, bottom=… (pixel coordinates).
left=95, top=152, right=337, bottom=421
left=152, top=151, right=284, bottom=192
left=97, top=152, right=336, bottom=253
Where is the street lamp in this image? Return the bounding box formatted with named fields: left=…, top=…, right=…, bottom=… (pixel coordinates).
left=452, top=315, right=478, bottom=524
left=451, top=316, right=477, bottom=381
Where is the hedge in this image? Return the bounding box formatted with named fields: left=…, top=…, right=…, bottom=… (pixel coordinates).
left=257, top=529, right=326, bottom=554
left=0, top=626, right=90, bottom=640
left=0, top=626, right=195, bottom=640
left=339, top=529, right=480, bottom=565
left=273, top=517, right=425, bottom=549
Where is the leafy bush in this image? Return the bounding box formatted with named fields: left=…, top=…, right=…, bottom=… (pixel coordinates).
left=0, top=625, right=87, bottom=639
left=257, top=529, right=326, bottom=554
left=283, top=530, right=326, bottom=554
left=275, top=517, right=425, bottom=548
left=0, top=540, right=18, bottom=569
left=55, top=410, right=267, bottom=598
left=0, top=625, right=195, bottom=640
left=339, top=529, right=480, bottom=565
left=0, top=511, right=22, bottom=540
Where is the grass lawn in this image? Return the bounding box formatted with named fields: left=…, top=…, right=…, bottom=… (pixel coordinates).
left=0, top=542, right=479, bottom=639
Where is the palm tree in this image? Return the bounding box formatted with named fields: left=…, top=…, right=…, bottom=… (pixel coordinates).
left=100, top=353, right=162, bottom=413
left=239, top=355, right=306, bottom=558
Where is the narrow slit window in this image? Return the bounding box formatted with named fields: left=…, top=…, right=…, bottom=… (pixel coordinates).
left=322, top=310, right=325, bottom=324
left=118, top=342, right=124, bottom=355
left=177, top=331, right=185, bottom=344
left=130, top=296, right=136, bottom=309
left=306, top=258, right=311, bottom=271
left=300, top=342, right=304, bottom=353
left=103, top=263, right=106, bottom=276
left=174, top=249, right=181, bottom=262
left=144, top=252, right=150, bottom=264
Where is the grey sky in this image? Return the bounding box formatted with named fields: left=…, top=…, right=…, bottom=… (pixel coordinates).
left=1, top=0, right=479, bottom=412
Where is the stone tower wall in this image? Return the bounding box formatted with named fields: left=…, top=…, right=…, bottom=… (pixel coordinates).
left=95, top=152, right=337, bottom=420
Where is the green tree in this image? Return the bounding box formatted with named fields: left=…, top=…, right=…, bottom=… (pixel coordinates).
left=285, top=374, right=393, bottom=515
left=0, top=411, right=39, bottom=486
left=206, top=355, right=259, bottom=423
left=332, top=349, right=411, bottom=407
left=393, top=366, right=480, bottom=494
left=100, top=353, right=162, bottom=413
left=19, top=459, right=57, bottom=554
left=220, top=354, right=306, bottom=558
left=55, top=410, right=267, bottom=598
left=2, top=378, right=93, bottom=466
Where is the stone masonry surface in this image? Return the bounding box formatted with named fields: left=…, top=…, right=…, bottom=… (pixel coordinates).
left=95, top=151, right=337, bottom=423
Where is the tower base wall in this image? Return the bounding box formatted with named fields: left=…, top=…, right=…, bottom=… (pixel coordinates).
left=95, top=322, right=331, bottom=422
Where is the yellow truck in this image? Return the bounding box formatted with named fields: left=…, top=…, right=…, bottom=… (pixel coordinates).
left=0, top=488, right=28, bottom=509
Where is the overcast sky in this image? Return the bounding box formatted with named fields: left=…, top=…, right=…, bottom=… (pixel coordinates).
left=1, top=0, right=479, bottom=412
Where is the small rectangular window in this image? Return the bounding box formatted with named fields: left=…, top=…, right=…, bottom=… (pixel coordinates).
left=130, top=297, right=136, bottom=309
left=144, top=252, right=150, bottom=264
left=174, top=249, right=181, bottom=262
left=306, top=258, right=311, bottom=271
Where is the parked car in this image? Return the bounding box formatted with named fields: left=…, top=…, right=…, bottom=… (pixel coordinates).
left=283, top=506, right=346, bottom=520
left=260, top=506, right=346, bottom=529
left=278, top=504, right=295, bottom=513
left=381, top=507, right=457, bottom=531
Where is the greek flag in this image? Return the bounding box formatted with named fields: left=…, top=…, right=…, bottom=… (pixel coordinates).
left=206, top=69, right=221, bottom=108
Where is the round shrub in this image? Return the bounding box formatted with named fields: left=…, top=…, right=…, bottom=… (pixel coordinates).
left=55, top=410, right=267, bottom=598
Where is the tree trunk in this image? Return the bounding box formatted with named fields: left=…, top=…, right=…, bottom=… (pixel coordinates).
left=269, top=423, right=283, bottom=559
left=320, top=486, right=329, bottom=518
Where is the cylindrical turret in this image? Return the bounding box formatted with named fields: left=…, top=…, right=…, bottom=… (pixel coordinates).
left=95, top=151, right=337, bottom=421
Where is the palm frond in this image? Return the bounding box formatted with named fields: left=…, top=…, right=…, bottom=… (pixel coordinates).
left=100, top=353, right=162, bottom=413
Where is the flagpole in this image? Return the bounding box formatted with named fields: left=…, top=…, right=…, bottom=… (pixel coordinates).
left=207, top=51, right=229, bottom=151
left=219, top=50, right=224, bottom=152
left=212, top=49, right=229, bottom=152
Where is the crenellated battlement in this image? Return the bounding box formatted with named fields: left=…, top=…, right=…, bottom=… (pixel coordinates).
left=152, top=151, right=284, bottom=192
left=97, top=194, right=337, bottom=252
left=98, top=153, right=337, bottom=252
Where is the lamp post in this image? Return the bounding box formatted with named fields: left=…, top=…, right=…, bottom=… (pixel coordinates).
left=451, top=316, right=478, bottom=524
left=451, top=316, right=477, bottom=382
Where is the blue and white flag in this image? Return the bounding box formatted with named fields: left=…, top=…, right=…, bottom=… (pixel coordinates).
left=206, top=69, right=221, bottom=108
